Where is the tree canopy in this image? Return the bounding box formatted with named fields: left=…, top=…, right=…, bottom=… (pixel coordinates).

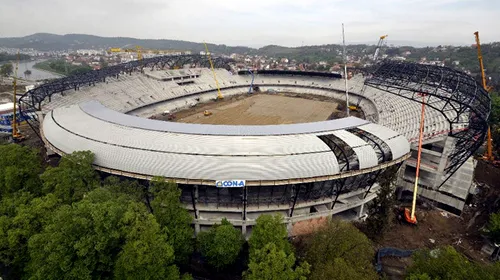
left=0, top=63, right=13, bottom=77
left=248, top=214, right=291, bottom=257
left=244, top=243, right=309, bottom=280
left=0, top=149, right=193, bottom=279
left=365, top=166, right=398, bottom=239
left=0, top=144, right=42, bottom=196
left=304, top=219, right=378, bottom=280
left=406, top=246, right=500, bottom=280
left=150, top=177, right=194, bottom=264
left=197, top=218, right=244, bottom=269
left=41, top=150, right=99, bottom=203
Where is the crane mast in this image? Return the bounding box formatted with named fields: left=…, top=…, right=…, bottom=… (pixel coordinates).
left=11, top=52, right=22, bottom=141
left=203, top=42, right=223, bottom=100
left=474, top=31, right=494, bottom=162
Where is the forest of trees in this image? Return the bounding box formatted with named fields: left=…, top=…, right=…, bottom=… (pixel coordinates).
left=2, top=142, right=500, bottom=279
left=0, top=52, right=30, bottom=63
left=33, top=59, right=92, bottom=76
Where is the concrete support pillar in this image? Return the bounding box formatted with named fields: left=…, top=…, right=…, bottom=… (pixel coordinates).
left=437, top=137, right=453, bottom=172
left=358, top=203, right=365, bottom=218
left=241, top=223, right=247, bottom=237
left=194, top=223, right=201, bottom=235
left=194, top=185, right=200, bottom=219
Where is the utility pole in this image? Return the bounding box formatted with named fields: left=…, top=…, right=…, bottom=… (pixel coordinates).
left=342, top=23, right=350, bottom=116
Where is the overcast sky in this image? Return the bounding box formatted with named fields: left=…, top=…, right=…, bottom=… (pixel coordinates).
left=0, top=0, right=498, bottom=47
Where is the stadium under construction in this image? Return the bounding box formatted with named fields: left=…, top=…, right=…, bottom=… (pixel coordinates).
left=18, top=54, right=490, bottom=234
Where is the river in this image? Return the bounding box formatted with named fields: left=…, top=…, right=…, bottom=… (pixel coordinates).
left=18, top=60, right=64, bottom=81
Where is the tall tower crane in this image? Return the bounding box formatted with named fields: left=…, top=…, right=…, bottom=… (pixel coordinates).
left=203, top=42, right=223, bottom=100
left=474, top=31, right=495, bottom=162
left=11, top=51, right=24, bottom=142
left=373, top=35, right=388, bottom=62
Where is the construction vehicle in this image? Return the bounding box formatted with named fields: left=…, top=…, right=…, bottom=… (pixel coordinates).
left=348, top=105, right=359, bottom=112
left=474, top=31, right=497, bottom=165
left=11, top=52, right=25, bottom=143
left=161, top=110, right=176, bottom=120
left=373, top=35, right=388, bottom=62
left=203, top=110, right=213, bottom=116
left=203, top=42, right=223, bottom=100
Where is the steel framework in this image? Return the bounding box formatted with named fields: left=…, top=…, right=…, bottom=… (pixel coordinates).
left=364, top=60, right=490, bottom=184
left=18, top=54, right=233, bottom=132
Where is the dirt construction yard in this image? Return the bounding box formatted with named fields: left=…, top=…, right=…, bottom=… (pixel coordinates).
left=174, top=93, right=340, bottom=125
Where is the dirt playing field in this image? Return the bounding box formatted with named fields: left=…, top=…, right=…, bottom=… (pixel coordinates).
left=172, top=93, right=342, bottom=125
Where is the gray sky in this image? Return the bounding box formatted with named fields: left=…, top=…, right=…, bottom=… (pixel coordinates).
left=0, top=0, right=498, bottom=47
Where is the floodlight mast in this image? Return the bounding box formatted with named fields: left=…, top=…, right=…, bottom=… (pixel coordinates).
left=342, top=23, right=349, bottom=116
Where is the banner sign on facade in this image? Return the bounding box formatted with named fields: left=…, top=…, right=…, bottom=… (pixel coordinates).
left=215, top=180, right=246, bottom=188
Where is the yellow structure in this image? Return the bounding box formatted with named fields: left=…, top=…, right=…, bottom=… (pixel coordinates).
left=108, top=47, right=188, bottom=61
left=11, top=52, right=24, bottom=142
left=475, top=31, right=494, bottom=162
left=203, top=42, right=223, bottom=100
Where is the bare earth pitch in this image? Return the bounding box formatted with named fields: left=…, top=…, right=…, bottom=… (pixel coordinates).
left=175, top=94, right=340, bottom=125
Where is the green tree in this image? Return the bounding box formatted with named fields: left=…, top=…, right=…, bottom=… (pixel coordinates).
left=304, top=219, right=378, bottom=280
left=407, top=246, right=500, bottom=280
left=489, top=92, right=500, bottom=126
left=0, top=191, right=34, bottom=278
left=114, top=203, right=181, bottom=280
left=248, top=214, right=291, bottom=257
left=103, top=176, right=145, bottom=203
left=4, top=194, right=60, bottom=275
left=407, top=246, right=473, bottom=280
left=197, top=218, right=244, bottom=269
left=365, top=166, right=398, bottom=239
left=244, top=243, right=309, bottom=280
left=26, top=189, right=131, bottom=279
left=41, top=150, right=99, bottom=203
left=0, top=144, right=42, bottom=196
left=150, top=178, right=193, bottom=264
left=0, top=63, right=13, bottom=77
left=487, top=212, right=500, bottom=243
left=311, top=258, right=372, bottom=280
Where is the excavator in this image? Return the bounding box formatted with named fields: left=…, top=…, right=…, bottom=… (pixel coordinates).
left=475, top=31, right=500, bottom=167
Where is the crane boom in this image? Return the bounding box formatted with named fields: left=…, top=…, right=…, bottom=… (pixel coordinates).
left=11, top=51, right=24, bottom=142
left=474, top=32, right=492, bottom=92
left=203, top=42, right=223, bottom=100
left=373, top=34, right=388, bottom=62
left=475, top=31, right=494, bottom=162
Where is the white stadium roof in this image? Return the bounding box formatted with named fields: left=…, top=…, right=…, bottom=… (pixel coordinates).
left=42, top=101, right=410, bottom=184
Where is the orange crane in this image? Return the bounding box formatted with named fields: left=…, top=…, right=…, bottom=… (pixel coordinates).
left=404, top=93, right=427, bottom=225
left=474, top=31, right=495, bottom=163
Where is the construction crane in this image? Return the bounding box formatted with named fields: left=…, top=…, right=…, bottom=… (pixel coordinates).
left=350, top=34, right=389, bottom=112
left=203, top=42, right=223, bottom=100
left=109, top=46, right=143, bottom=60
left=474, top=31, right=495, bottom=163
left=109, top=47, right=188, bottom=61
left=11, top=51, right=25, bottom=142
left=373, top=35, right=388, bottom=62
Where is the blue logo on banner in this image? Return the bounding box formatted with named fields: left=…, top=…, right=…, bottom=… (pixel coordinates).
left=215, top=180, right=246, bottom=188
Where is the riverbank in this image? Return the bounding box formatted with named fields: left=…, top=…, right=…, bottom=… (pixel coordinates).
left=32, top=60, right=66, bottom=77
